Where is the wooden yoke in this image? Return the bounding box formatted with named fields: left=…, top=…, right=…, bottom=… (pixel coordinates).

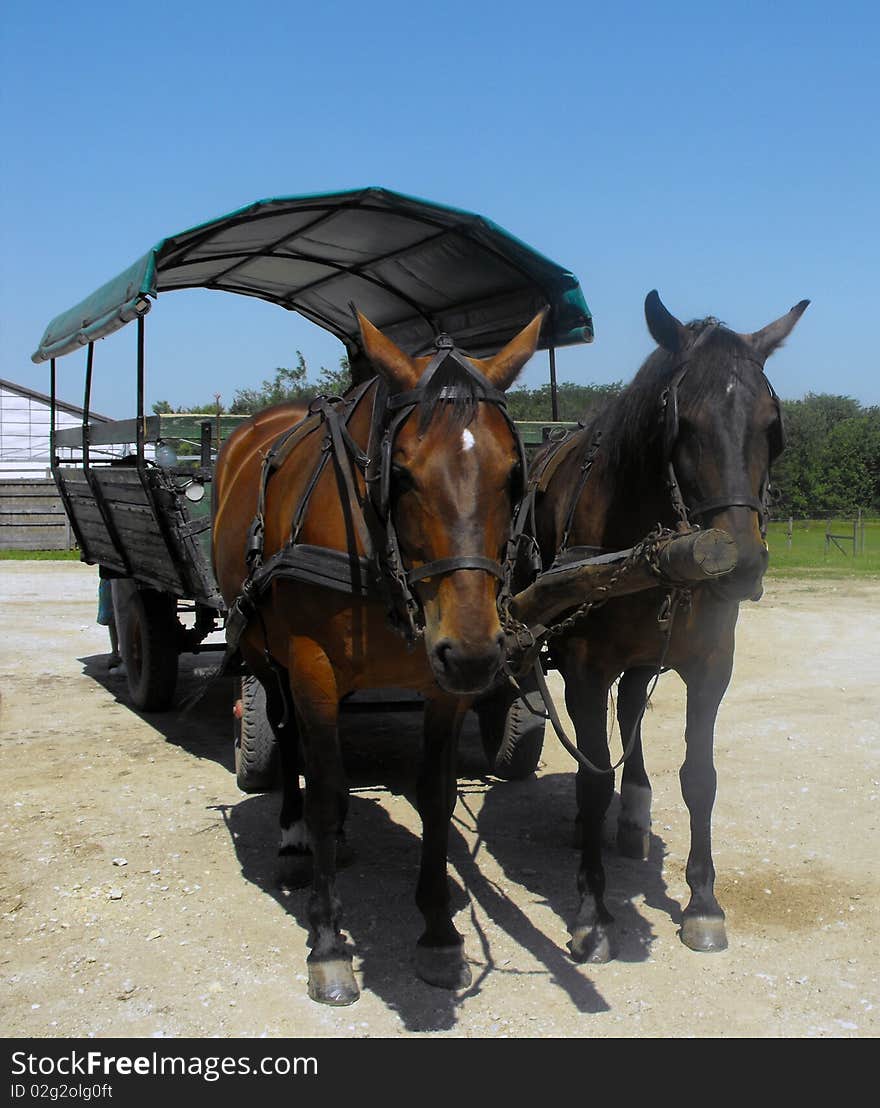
left=509, top=527, right=737, bottom=631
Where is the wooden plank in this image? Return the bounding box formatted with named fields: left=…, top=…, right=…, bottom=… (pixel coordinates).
left=54, top=417, right=160, bottom=449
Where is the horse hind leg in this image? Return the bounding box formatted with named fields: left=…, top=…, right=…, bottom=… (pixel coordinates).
left=616, top=667, right=654, bottom=860
left=267, top=666, right=352, bottom=890
left=413, top=696, right=472, bottom=991
left=288, top=643, right=359, bottom=1006
left=270, top=672, right=313, bottom=889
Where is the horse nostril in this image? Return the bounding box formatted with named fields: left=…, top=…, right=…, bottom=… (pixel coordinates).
left=434, top=639, right=454, bottom=670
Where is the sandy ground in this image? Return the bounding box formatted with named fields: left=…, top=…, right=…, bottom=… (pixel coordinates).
left=1, top=561, right=878, bottom=1040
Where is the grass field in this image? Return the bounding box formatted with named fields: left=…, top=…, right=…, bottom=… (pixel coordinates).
left=4, top=518, right=880, bottom=577
left=766, top=517, right=880, bottom=577
left=0, top=549, right=82, bottom=561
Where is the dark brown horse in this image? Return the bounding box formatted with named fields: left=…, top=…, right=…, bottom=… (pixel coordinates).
left=212, top=310, right=544, bottom=1004
left=534, top=290, right=808, bottom=963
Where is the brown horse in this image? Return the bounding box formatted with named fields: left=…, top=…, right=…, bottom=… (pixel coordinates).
left=212, top=309, right=544, bottom=1004
left=533, top=290, right=808, bottom=963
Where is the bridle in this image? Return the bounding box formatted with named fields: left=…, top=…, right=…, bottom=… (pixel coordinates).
left=219, top=333, right=529, bottom=681
left=369, top=334, right=528, bottom=639
left=660, top=325, right=785, bottom=535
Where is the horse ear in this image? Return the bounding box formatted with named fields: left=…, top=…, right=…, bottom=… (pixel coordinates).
left=471, top=309, right=547, bottom=391
left=645, top=290, right=687, bottom=354
left=356, top=310, right=421, bottom=391
left=744, top=299, right=810, bottom=360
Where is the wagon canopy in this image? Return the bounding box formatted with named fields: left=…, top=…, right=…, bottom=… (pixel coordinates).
left=32, top=187, right=593, bottom=364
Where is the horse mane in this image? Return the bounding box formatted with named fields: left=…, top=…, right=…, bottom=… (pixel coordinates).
left=416, top=354, right=483, bottom=433
left=586, top=318, right=763, bottom=477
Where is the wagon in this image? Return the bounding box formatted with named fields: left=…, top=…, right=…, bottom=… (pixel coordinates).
left=31, top=187, right=600, bottom=785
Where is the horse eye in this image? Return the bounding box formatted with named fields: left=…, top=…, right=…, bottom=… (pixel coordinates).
left=392, top=463, right=414, bottom=490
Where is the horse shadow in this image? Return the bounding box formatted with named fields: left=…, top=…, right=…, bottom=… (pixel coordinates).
left=217, top=752, right=614, bottom=1031
left=80, top=650, right=678, bottom=1029
left=474, top=773, right=683, bottom=966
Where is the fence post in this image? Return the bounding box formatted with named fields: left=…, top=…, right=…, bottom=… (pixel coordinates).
left=787, top=517, right=793, bottom=550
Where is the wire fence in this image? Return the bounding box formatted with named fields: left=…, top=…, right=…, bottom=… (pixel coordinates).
left=766, top=513, right=879, bottom=574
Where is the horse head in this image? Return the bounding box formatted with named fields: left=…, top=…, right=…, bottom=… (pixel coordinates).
left=645, top=290, right=809, bottom=601
left=357, top=309, right=545, bottom=694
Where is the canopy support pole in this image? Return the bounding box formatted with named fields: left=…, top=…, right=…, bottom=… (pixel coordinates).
left=49, top=357, right=90, bottom=559
left=82, top=342, right=93, bottom=461
left=549, top=347, right=559, bottom=421
left=82, top=341, right=132, bottom=574
left=49, top=359, right=56, bottom=462
left=136, top=315, right=145, bottom=462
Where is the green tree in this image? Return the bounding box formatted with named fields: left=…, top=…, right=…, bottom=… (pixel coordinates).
left=504, top=380, right=623, bottom=422
left=229, top=353, right=351, bottom=414
left=772, top=394, right=879, bottom=516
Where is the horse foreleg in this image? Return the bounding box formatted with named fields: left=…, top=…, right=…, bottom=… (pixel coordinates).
left=616, top=666, right=655, bottom=860
left=288, top=640, right=359, bottom=1006
left=414, top=695, right=471, bottom=990
left=561, top=652, right=616, bottom=964
left=678, top=659, right=733, bottom=953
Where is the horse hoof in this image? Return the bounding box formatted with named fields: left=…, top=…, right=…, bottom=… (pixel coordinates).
left=415, top=945, right=472, bottom=990
left=568, top=924, right=613, bottom=964
left=307, top=958, right=360, bottom=1006
left=617, top=822, right=650, bottom=860
left=680, top=915, right=728, bottom=952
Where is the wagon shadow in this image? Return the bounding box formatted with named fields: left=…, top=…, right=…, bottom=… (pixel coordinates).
left=80, top=652, right=238, bottom=773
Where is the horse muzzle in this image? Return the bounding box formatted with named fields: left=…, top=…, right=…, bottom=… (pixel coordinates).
left=429, top=632, right=506, bottom=696
left=708, top=537, right=768, bottom=602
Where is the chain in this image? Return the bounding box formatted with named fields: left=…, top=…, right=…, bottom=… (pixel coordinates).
left=545, top=524, right=678, bottom=640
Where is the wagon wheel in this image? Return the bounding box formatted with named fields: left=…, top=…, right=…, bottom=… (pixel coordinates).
left=476, top=669, right=546, bottom=780
left=122, top=588, right=180, bottom=711
left=233, top=673, right=280, bottom=792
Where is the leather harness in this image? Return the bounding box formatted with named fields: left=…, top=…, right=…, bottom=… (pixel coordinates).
left=220, top=336, right=529, bottom=671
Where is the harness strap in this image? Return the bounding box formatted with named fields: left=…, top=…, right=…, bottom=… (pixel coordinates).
left=558, top=429, right=603, bottom=554
left=687, top=493, right=766, bottom=517
left=407, top=555, right=505, bottom=583
left=312, top=394, right=375, bottom=559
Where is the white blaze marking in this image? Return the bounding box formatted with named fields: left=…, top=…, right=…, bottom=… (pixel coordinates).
left=461, top=428, right=475, bottom=452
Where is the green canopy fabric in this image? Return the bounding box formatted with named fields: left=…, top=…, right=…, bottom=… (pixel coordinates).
left=33, top=187, right=593, bottom=363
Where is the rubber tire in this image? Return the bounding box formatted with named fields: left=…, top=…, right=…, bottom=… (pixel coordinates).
left=234, top=674, right=280, bottom=792
left=122, top=588, right=180, bottom=712
left=476, top=671, right=546, bottom=780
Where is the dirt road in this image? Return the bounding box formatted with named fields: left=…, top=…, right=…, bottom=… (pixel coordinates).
left=1, top=562, right=878, bottom=1038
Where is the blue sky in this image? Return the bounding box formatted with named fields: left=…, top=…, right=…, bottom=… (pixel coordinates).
left=2, top=0, right=877, bottom=417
